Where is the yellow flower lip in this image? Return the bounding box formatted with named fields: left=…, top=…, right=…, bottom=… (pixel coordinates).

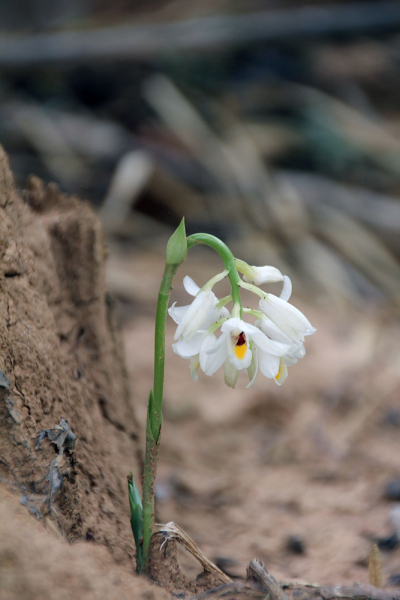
left=234, top=332, right=247, bottom=360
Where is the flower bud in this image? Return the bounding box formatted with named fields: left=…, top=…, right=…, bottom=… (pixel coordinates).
left=235, top=258, right=283, bottom=286
left=166, top=218, right=188, bottom=265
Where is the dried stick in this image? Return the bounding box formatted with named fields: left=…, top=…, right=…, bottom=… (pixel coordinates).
left=246, top=559, right=290, bottom=600
left=157, top=522, right=231, bottom=583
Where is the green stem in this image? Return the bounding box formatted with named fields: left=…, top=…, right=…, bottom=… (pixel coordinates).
left=153, top=264, right=179, bottom=425
left=142, top=263, right=179, bottom=570
left=187, top=234, right=243, bottom=317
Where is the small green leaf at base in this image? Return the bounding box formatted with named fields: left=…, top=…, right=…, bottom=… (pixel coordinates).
left=128, top=473, right=143, bottom=573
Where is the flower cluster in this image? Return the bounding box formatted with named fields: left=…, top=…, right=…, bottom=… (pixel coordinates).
left=168, top=260, right=316, bottom=389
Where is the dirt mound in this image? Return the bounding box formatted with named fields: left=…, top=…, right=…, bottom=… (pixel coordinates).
left=0, top=483, right=170, bottom=600
left=0, top=145, right=161, bottom=596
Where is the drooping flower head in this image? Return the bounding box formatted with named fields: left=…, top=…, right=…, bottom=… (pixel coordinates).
left=169, top=254, right=315, bottom=389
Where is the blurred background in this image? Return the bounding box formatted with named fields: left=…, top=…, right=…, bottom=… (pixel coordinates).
left=2, top=0, right=400, bottom=587
left=2, top=0, right=400, bottom=304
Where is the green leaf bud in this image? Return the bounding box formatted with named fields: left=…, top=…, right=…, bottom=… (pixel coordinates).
left=166, top=218, right=187, bottom=266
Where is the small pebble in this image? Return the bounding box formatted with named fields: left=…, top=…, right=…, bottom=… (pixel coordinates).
left=86, top=529, right=94, bottom=542
left=388, top=574, right=400, bottom=586
left=286, top=534, right=305, bottom=554
left=377, top=533, right=398, bottom=552
left=384, top=479, right=400, bottom=501
left=382, top=409, right=400, bottom=428
left=215, top=556, right=239, bottom=578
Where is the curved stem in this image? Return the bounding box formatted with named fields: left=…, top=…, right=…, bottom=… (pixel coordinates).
left=187, top=234, right=243, bottom=317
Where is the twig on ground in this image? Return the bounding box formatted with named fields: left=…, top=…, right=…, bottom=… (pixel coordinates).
left=157, top=522, right=231, bottom=583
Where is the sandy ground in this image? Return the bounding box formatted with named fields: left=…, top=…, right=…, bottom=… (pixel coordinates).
left=119, top=246, right=400, bottom=588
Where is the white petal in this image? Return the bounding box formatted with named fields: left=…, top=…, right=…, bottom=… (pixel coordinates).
left=275, top=358, right=288, bottom=386
left=206, top=330, right=229, bottom=355
left=259, top=295, right=316, bottom=343
left=201, top=334, right=228, bottom=376
left=245, top=346, right=259, bottom=389
left=202, top=305, right=230, bottom=329
left=221, top=317, right=266, bottom=335
left=257, top=316, right=292, bottom=344
left=168, top=302, right=190, bottom=325
left=190, top=355, right=200, bottom=382
left=280, top=275, right=292, bottom=302
left=248, top=327, right=292, bottom=356
left=284, top=355, right=297, bottom=367
left=258, top=350, right=280, bottom=378
left=288, top=343, right=306, bottom=359
left=173, top=332, right=207, bottom=358
left=296, top=345, right=306, bottom=358
left=282, top=342, right=305, bottom=366
left=183, top=276, right=200, bottom=296
left=175, top=291, right=215, bottom=341
left=220, top=317, right=247, bottom=333
left=224, top=360, right=239, bottom=388
left=199, top=334, right=217, bottom=370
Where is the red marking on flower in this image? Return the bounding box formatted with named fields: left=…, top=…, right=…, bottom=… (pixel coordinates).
left=236, top=332, right=246, bottom=346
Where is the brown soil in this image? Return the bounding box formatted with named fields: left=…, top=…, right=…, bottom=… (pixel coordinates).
left=0, top=145, right=162, bottom=598
left=0, top=483, right=169, bottom=600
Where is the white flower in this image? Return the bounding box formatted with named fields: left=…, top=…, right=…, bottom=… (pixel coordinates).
left=171, top=306, right=229, bottom=361
left=235, top=258, right=283, bottom=286
left=169, top=275, right=226, bottom=342
left=250, top=321, right=306, bottom=387
left=169, top=268, right=315, bottom=389
left=169, top=276, right=230, bottom=379
left=252, top=274, right=314, bottom=385
left=258, top=294, right=316, bottom=345
left=201, top=318, right=292, bottom=389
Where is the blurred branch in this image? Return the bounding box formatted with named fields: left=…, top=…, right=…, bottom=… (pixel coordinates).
left=6, top=101, right=90, bottom=186
left=2, top=2, right=400, bottom=67
left=1, top=100, right=132, bottom=161
left=279, top=171, right=400, bottom=234
left=312, top=203, right=400, bottom=300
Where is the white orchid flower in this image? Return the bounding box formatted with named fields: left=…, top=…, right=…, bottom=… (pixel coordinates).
left=242, top=275, right=313, bottom=386
left=169, top=275, right=230, bottom=380
left=201, top=317, right=292, bottom=389
left=258, top=277, right=316, bottom=344
left=235, top=258, right=283, bottom=286
left=171, top=305, right=229, bottom=382
left=169, top=272, right=228, bottom=342
left=169, top=266, right=314, bottom=388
